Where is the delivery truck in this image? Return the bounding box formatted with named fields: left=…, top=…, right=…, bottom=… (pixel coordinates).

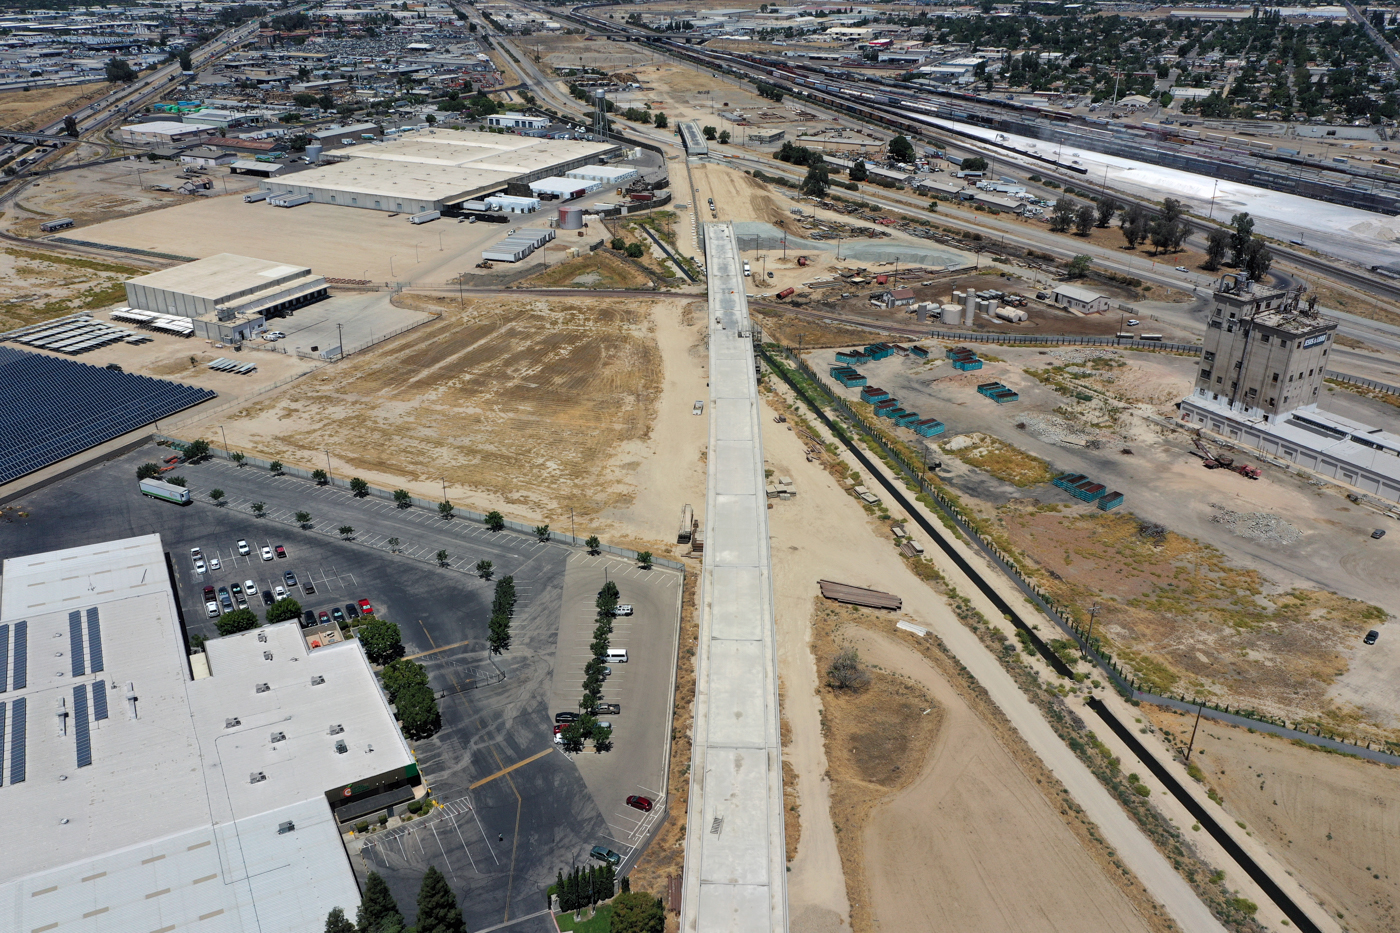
left=139, top=478, right=191, bottom=505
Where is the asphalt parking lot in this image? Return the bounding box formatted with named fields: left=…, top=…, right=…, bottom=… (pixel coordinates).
left=0, top=446, right=683, bottom=931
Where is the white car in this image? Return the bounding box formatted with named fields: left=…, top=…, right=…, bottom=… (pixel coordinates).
left=261, top=546, right=274, bottom=561
left=205, top=600, right=219, bottom=618
left=244, top=579, right=257, bottom=597
left=209, top=556, right=221, bottom=571
left=273, top=584, right=288, bottom=600
left=1126, top=319, right=1141, bottom=327
left=1175, top=266, right=1188, bottom=273
left=194, top=558, right=207, bottom=574
left=190, top=547, right=203, bottom=561
left=237, top=539, right=250, bottom=556
left=614, top=604, right=634, bottom=616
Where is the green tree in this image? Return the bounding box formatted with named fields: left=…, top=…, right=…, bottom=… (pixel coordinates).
left=210, top=488, right=226, bottom=505
left=350, top=477, right=370, bottom=497
left=137, top=462, right=162, bottom=480
left=849, top=159, right=868, bottom=182
left=394, top=489, right=412, bottom=508
left=295, top=511, right=312, bottom=528
left=485, top=510, right=505, bottom=531
left=380, top=659, right=429, bottom=704
left=387, top=537, right=401, bottom=553
left=653, top=112, right=667, bottom=128
left=1075, top=204, right=1096, bottom=237
left=637, top=551, right=653, bottom=569
left=324, top=906, right=355, bottom=933
left=318, top=93, right=335, bottom=111
left=396, top=682, right=441, bottom=738
left=488, top=610, right=511, bottom=654
left=585, top=535, right=600, bottom=554
left=476, top=559, right=494, bottom=580
left=217, top=608, right=261, bottom=636
left=610, top=891, right=665, bottom=933
left=167, top=475, right=187, bottom=487
left=801, top=160, right=829, bottom=198
left=1229, top=212, right=1255, bottom=266
left=1066, top=254, right=1093, bottom=278
left=611, top=237, right=626, bottom=250
left=231, top=452, right=246, bottom=467
left=1243, top=237, right=1272, bottom=281
left=356, top=872, right=402, bottom=933
left=339, top=525, right=355, bottom=540
left=438, top=501, right=455, bottom=519
left=702, top=125, right=717, bottom=140
left=592, top=722, right=613, bottom=752
left=718, top=129, right=730, bottom=144
left=1204, top=228, right=1230, bottom=271
left=1120, top=205, right=1150, bottom=249
left=293, top=92, right=320, bottom=107
left=312, top=469, right=329, bottom=485
left=63, top=115, right=80, bottom=138
left=269, top=459, right=283, bottom=474
left=960, top=156, right=988, bottom=173
left=888, top=134, right=915, bottom=163
left=416, top=866, right=466, bottom=933
left=1049, top=195, right=1077, bottom=232
left=185, top=438, right=211, bottom=461
left=435, top=549, right=450, bottom=567
left=251, top=501, right=266, bottom=516
left=359, top=617, right=404, bottom=665
left=178, top=50, right=193, bottom=72
left=625, top=243, right=645, bottom=259
left=1096, top=197, right=1120, bottom=228
left=560, top=722, right=586, bottom=753
left=266, top=597, right=302, bottom=624
left=105, top=57, right=137, bottom=82
left=534, top=524, right=550, bottom=542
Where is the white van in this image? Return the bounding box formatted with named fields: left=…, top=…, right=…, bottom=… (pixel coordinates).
left=604, top=648, right=629, bottom=664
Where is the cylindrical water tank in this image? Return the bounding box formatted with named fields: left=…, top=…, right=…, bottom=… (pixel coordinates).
left=964, top=291, right=977, bottom=313
left=916, top=305, right=928, bottom=323
left=987, top=298, right=999, bottom=316
left=941, top=303, right=961, bottom=325
left=963, top=302, right=976, bottom=326
left=305, top=144, right=323, bottom=164
left=558, top=205, right=584, bottom=230
left=994, top=307, right=1021, bottom=322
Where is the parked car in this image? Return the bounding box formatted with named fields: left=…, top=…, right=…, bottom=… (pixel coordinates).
left=203, top=585, right=215, bottom=599
left=190, top=547, right=203, bottom=562
left=1364, top=630, right=1380, bottom=645
left=331, top=607, right=345, bottom=624
left=284, top=570, right=298, bottom=587
left=555, top=712, right=580, bottom=724
left=237, top=539, right=250, bottom=556
left=595, top=721, right=613, bottom=732
left=1175, top=266, right=1188, bottom=273
left=318, top=611, right=330, bottom=625
left=244, top=579, right=257, bottom=598
left=1372, top=528, right=1386, bottom=539
left=273, top=584, right=288, bottom=600
left=217, top=586, right=232, bottom=608
left=304, top=610, right=317, bottom=627
left=554, top=724, right=566, bottom=735
left=614, top=604, right=633, bottom=616
left=626, top=795, right=653, bottom=812
left=194, top=558, right=208, bottom=574
left=261, top=546, right=274, bottom=561
left=231, top=583, right=245, bottom=603
left=345, top=603, right=360, bottom=620
left=589, top=846, right=621, bottom=866
left=358, top=598, right=374, bottom=615
left=1126, top=319, right=1140, bottom=327
left=597, top=703, right=621, bottom=715
left=275, top=545, right=287, bottom=558
left=304, top=580, right=316, bottom=595
left=262, top=589, right=275, bottom=606
left=205, top=600, right=220, bottom=618
left=209, top=557, right=221, bottom=571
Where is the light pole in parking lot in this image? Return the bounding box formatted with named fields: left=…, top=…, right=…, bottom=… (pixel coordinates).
left=441, top=477, right=447, bottom=501
left=324, top=449, right=332, bottom=482
left=219, top=425, right=229, bottom=457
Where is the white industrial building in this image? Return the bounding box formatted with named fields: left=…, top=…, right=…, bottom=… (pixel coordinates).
left=260, top=129, right=621, bottom=214
left=0, top=534, right=421, bottom=933
left=565, top=164, right=638, bottom=186
left=529, top=175, right=600, bottom=200
left=118, top=120, right=215, bottom=145
left=124, top=253, right=328, bottom=343
left=1050, top=283, right=1112, bottom=314
left=486, top=113, right=549, bottom=131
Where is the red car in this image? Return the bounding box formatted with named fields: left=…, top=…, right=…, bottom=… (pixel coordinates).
left=554, top=724, right=566, bottom=735
left=358, top=598, right=374, bottom=615
left=626, top=796, right=653, bottom=812
left=203, top=585, right=215, bottom=599
left=275, top=545, right=287, bottom=558
left=318, top=611, right=330, bottom=625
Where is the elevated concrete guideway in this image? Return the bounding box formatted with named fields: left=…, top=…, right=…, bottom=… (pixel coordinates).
left=680, top=224, right=789, bottom=933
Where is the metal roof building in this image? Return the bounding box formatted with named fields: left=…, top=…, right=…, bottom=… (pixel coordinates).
left=0, top=534, right=419, bottom=933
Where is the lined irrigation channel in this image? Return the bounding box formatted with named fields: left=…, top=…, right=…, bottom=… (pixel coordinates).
left=759, top=343, right=1325, bottom=933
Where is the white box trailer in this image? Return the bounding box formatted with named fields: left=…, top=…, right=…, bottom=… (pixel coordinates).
left=514, top=227, right=555, bottom=248
left=243, top=189, right=270, bottom=202
left=270, top=193, right=311, bottom=208
left=409, top=210, right=440, bottom=224
left=482, top=240, right=536, bottom=263
left=139, top=478, right=191, bottom=505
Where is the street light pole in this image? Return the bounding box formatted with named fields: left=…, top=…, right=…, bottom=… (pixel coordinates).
left=441, top=477, right=447, bottom=501
left=1082, top=603, right=1100, bottom=658
left=336, top=322, right=343, bottom=360
left=219, top=424, right=229, bottom=456
left=324, top=449, right=332, bottom=481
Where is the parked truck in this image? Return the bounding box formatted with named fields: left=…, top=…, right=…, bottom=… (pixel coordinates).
left=270, top=193, right=311, bottom=208
left=409, top=210, right=440, bottom=224
left=139, top=478, right=191, bottom=505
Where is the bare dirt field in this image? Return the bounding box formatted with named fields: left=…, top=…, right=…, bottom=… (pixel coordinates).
left=206, top=293, right=706, bottom=541
left=1143, top=706, right=1400, bottom=933
left=0, top=247, right=142, bottom=331
left=0, top=81, right=106, bottom=130
left=514, top=248, right=655, bottom=290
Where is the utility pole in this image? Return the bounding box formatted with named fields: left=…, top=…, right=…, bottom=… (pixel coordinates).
left=1207, top=178, right=1219, bottom=221
left=1082, top=603, right=1100, bottom=657
left=219, top=424, right=229, bottom=456
left=441, top=477, right=447, bottom=501
left=336, top=322, right=343, bottom=360
left=1185, top=697, right=1206, bottom=762
left=324, top=449, right=332, bottom=481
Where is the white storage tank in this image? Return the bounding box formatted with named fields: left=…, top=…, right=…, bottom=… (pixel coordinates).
left=987, top=298, right=999, bottom=316
left=305, top=143, right=323, bottom=164
left=558, top=205, right=584, bottom=230
left=941, top=303, right=961, bottom=325
left=994, top=307, right=1027, bottom=322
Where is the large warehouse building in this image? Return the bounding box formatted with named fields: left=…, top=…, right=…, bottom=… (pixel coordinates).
left=124, top=253, right=328, bottom=342
left=260, top=128, right=623, bottom=214
left=0, top=534, right=421, bottom=933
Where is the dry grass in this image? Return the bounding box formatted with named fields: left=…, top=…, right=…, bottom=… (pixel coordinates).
left=1309, top=281, right=1400, bottom=330
left=224, top=293, right=663, bottom=520
left=0, top=248, right=142, bottom=331
left=812, top=600, right=942, bottom=933
left=514, top=250, right=654, bottom=289
left=0, top=81, right=106, bottom=131
left=943, top=432, right=1057, bottom=487
left=751, top=305, right=884, bottom=348
left=1001, top=510, right=1392, bottom=739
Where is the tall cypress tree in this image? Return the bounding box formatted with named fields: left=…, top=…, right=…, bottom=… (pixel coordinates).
left=356, top=872, right=402, bottom=933
left=416, top=866, right=466, bottom=933
left=325, top=907, right=356, bottom=933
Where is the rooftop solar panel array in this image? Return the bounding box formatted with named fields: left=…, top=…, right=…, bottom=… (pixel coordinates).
left=0, top=346, right=216, bottom=485
left=73, top=686, right=92, bottom=768
left=10, top=697, right=25, bottom=784
left=0, top=624, right=7, bottom=694
left=92, top=680, right=109, bottom=721
left=0, top=702, right=5, bottom=786
left=69, top=611, right=86, bottom=678
left=12, top=621, right=26, bottom=691
left=87, top=607, right=105, bottom=673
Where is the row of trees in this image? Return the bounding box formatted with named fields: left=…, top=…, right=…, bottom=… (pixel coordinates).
left=754, top=81, right=784, bottom=103
left=558, top=580, right=623, bottom=753
left=381, top=655, right=440, bottom=740
left=554, top=863, right=614, bottom=914
left=488, top=575, right=516, bottom=654
left=325, top=869, right=463, bottom=933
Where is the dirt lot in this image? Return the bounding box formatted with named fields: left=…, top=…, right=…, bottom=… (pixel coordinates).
left=0, top=247, right=143, bottom=332
left=514, top=249, right=655, bottom=289
left=208, top=293, right=707, bottom=538
left=0, top=81, right=107, bottom=130
left=1143, top=707, right=1400, bottom=933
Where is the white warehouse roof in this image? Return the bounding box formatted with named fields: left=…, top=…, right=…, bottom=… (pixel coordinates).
left=565, top=164, right=637, bottom=182
left=0, top=534, right=416, bottom=933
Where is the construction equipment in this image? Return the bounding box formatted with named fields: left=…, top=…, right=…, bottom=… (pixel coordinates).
left=1192, top=434, right=1259, bottom=478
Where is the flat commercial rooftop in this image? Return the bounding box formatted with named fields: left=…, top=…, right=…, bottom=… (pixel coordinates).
left=680, top=224, right=789, bottom=933
left=0, top=534, right=415, bottom=933
left=127, top=253, right=315, bottom=302
left=281, top=158, right=515, bottom=202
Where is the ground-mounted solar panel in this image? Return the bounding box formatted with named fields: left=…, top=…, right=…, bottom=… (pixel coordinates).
left=73, top=686, right=91, bottom=768
left=0, top=624, right=8, bottom=693
left=69, top=611, right=86, bottom=678
left=10, top=697, right=25, bottom=784
left=87, top=607, right=104, bottom=673
left=92, top=680, right=108, bottom=721
left=11, top=621, right=25, bottom=691
left=0, top=346, right=217, bottom=484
